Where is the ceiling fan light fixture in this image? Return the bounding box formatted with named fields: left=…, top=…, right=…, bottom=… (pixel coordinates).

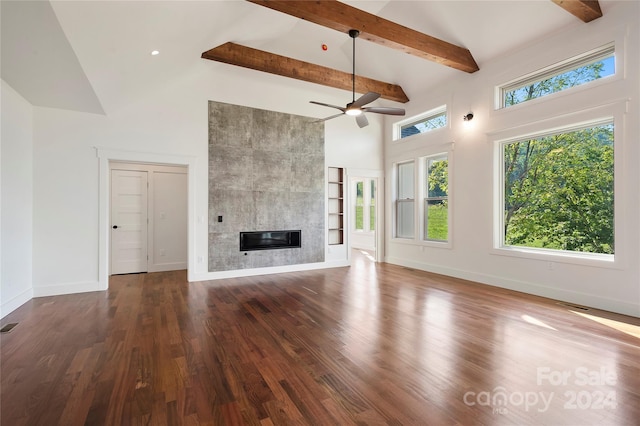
left=309, top=28, right=404, bottom=127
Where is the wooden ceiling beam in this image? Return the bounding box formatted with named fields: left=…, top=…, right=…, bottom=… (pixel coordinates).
left=202, top=42, right=409, bottom=103
left=551, top=0, right=602, bottom=22
left=247, top=0, right=479, bottom=74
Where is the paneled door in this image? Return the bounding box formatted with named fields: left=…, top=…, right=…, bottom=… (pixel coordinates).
left=111, top=170, right=148, bottom=274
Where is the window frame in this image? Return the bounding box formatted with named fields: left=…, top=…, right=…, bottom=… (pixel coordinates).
left=393, top=105, right=447, bottom=141
left=422, top=153, right=450, bottom=243
left=394, top=160, right=415, bottom=239
left=496, top=43, right=615, bottom=110
left=491, top=102, right=626, bottom=268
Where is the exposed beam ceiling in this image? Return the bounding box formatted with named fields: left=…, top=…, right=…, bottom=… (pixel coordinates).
left=551, top=0, right=603, bottom=22
left=202, top=42, right=410, bottom=103
left=247, top=0, right=479, bottom=74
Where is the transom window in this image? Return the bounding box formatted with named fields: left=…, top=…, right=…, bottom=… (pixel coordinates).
left=394, top=106, right=447, bottom=140
left=498, top=44, right=615, bottom=109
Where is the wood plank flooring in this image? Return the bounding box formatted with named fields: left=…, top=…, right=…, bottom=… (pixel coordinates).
left=2, top=251, right=639, bottom=425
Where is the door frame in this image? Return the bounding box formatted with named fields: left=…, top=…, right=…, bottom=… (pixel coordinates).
left=97, top=148, right=197, bottom=290
left=345, top=169, right=384, bottom=262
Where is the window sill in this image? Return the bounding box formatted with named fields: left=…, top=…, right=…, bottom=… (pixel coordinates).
left=490, top=246, right=617, bottom=269
left=391, top=238, right=452, bottom=250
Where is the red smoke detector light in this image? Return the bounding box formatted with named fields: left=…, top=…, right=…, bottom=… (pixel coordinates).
left=321, top=44, right=328, bottom=51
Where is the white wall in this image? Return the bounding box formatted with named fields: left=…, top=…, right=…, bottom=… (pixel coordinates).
left=384, top=2, right=639, bottom=317
left=1, top=80, right=34, bottom=318
left=30, top=60, right=383, bottom=295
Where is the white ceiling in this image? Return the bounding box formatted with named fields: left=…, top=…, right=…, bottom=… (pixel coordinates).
left=1, top=0, right=619, bottom=115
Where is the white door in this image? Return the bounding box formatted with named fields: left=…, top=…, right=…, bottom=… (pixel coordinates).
left=111, top=170, right=148, bottom=274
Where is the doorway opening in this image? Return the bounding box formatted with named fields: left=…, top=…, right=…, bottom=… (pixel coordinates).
left=349, top=176, right=380, bottom=261
left=97, top=148, right=196, bottom=290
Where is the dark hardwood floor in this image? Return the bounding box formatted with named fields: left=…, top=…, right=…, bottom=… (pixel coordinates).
left=2, top=250, right=639, bottom=425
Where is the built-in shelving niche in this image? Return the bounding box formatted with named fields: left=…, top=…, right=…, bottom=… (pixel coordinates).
left=328, top=167, right=344, bottom=245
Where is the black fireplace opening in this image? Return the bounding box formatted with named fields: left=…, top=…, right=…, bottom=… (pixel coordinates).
left=240, top=230, right=301, bottom=251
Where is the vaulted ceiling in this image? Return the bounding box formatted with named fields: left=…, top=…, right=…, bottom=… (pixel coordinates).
left=1, top=0, right=611, bottom=115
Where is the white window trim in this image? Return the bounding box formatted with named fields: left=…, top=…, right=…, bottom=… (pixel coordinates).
left=393, top=105, right=448, bottom=141
left=391, top=143, right=454, bottom=249
left=419, top=152, right=452, bottom=247
left=393, top=160, right=416, bottom=240
left=495, top=43, right=616, bottom=111
left=490, top=101, right=627, bottom=269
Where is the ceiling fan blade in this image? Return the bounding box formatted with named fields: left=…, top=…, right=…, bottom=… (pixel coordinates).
left=310, top=101, right=346, bottom=112
left=355, top=113, right=369, bottom=128
left=352, top=92, right=381, bottom=108
left=363, top=107, right=406, bottom=116
left=314, top=113, right=345, bottom=123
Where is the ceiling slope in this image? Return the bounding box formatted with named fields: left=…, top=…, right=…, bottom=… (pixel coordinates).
left=552, top=0, right=603, bottom=22
left=202, top=42, right=409, bottom=103
left=0, top=1, right=104, bottom=114
left=247, top=0, right=479, bottom=74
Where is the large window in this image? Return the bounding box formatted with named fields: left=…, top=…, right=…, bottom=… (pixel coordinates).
left=501, top=120, right=614, bottom=255
left=498, top=44, right=614, bottom=109
left=396, top=161, right=415, bottom=238
left=424, top=154, right=449, bottom=242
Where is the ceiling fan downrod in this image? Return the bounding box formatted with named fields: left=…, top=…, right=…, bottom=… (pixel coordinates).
left=349, top=29, right=359, bottom=103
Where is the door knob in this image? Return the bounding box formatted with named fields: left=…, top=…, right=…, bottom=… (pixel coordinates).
left=112, top=225, right=118, bottom=229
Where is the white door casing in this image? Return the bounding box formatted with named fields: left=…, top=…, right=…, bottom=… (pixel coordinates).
left=111, top=170, right=148, bottom=274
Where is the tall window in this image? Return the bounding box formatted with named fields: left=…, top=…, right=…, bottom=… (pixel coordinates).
left=396, top=161, right=415, bottom=238
left=501, top=120, right=614, bottom=255
left=355, top=181, right=364, bottom=231
left=354, top=179, right=376, bottom=233
left=369, top=180, right=375, bottom=232
left=424, top=154, right=448, bottom=241
left=498, top=44, right=614, bottom=109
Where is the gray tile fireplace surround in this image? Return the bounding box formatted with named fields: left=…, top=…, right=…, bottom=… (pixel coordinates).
left=208, top=101, right=325, bottom=272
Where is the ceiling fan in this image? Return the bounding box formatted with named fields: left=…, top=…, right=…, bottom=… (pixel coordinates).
left=311, top=29, right=405, bottom=128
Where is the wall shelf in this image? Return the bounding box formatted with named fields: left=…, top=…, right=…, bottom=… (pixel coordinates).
left=328, top=167, right=344, bottom=245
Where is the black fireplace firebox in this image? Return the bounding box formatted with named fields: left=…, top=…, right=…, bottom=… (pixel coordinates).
left=239, top=230, right=301, bottom=251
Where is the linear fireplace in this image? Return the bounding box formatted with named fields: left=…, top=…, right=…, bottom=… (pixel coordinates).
left=239, top=230, right=301, bottom=251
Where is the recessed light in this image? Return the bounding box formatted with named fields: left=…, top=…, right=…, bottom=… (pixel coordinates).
left=151, top=50, right=160, bottom=56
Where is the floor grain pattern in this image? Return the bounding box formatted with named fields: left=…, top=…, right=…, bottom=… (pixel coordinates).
left=2, top=252, right=639, bottom=425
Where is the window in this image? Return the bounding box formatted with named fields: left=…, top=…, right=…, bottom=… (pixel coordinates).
left=355, top=181, right=364, bottom=231
left=353, top=179, right=375, bottom=232
left=369, top=180, right=375, bottom=232
left=395, top=106, right=447, bottom=140
left=424, top=154, right=448, bottom=242
left=396, top=161, right=415, bottom=238
left=498, top=44, right=615, bottom=109
left=501, top=120, right=614, bottom=255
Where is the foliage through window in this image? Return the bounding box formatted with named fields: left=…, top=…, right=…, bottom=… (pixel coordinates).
left=424, top=155, right=448, bottom=242
left=396, top=106, right=447, bottom=140
left=499, top=44, right=614, bottom=109
left=502, top=121, right=614, bottom=255
left=355, top=181, right=364, bottom=231
left=354, top=179, right=375, bottom=232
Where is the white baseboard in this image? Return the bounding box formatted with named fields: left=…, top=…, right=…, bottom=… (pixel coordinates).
left=189, top=260, right=350, bottom=282
left=33, top=281, right=102, bottom=298
left=1, top=288, right=34, bottom=319
left=385, top=256, right=640, bottom=318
